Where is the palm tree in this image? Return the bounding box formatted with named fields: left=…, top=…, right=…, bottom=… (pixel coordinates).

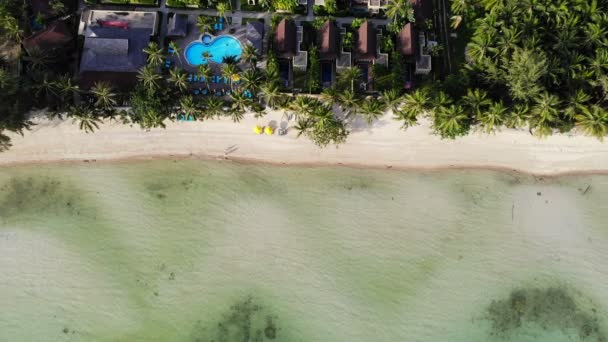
left=202, top=51, right=213, bottom=64
left=288, top=95, right=314, bottom=119
left=260, top=82, right=280, bottom=109
left=33, top=72, right=59, bottom=102
left=430, top=91, right=452, bottom=111
left=3, top=17, right=23, bottom=43
left=241, top=45, right=259, bottom=68
left=434, top=104, right=469, bottom=139
left=531, top=92, right=560, bottom=125
left=575, top=105, right=608, bottom=140
left=169, top=68, right=189, bottom=92
left=385, top=0, right=414, bottom=24
left=221, top=63, right=239, bottom=91
left=240, top=68, right=263, bottom=94
left=505, top=104, right=529, bottom=129
left=91, top=81, right=117, bottom=110
left=338, top=66, right=362, bottom=93
left=54, top=74, right=79, bottom=105
left=23, top=46, right=53, bottom=71
left=380, top=89, right=402, bottom=113
left=198, top=64, right=214, bottom=90
left=461, top=88, right=491, bottom=117
left=69, top=106, right=101, bottom=134
left=179, top=95, right=200, bottom=120
left=259, top=0, right=273, bottom=10
left=222, top=55, right=240, bottom=65
left=293, top=117, right=313, bottom=138
left=359, top=99, right=386, bottom=125
left=318, top=87, right=339, bottom=107
left=137, top=66, right=163, bottom=93
left=230, top=92, right=250, bottom=116
left=393, top=108, right=419, bottom=129
left=477, top=101, right=506, bottom=133
left=338, top=90, right=360, bottom=117
left=401, top=89, right=429, bottom=118
left=216, top=2, right=230, bottom=24
left=564, top=89, right=591, bottom=120
left=168, top=41, right=183, bottom=63
left=143, top=41, right=164, bottom=67
left=196, top=15, right=214, bottom=34
left=204, top=97, right=223, bottom=119
left=529, top=92, right=560, bottom=137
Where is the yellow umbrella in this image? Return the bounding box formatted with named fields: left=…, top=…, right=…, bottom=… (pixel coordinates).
left=231, top=74, right=240, bottom=82
left=254, top=125, right=264, bottom=135
left=264, top=126, right=274, bottom=135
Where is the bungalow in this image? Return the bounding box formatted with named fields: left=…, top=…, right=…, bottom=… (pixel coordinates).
left=396, top=22, right=415, bottom=57
left=318, top=20, right=339, bottom=87
left=78, top=10, right=159, bottom=90
left=273, top=18, right=297, bottom=87
left=354, top=21, right=377, bottom=90
left=22, top=21, right=73, bottom=56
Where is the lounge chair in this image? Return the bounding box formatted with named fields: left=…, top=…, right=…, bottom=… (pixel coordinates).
left=215, top=90, right=223, bottom=96
left=202, top=89, right=209, bottom=95
left=193, top=75, right=198, bottom=82
left=187, top=74, right=193, bottom=82
left=194, top=89, right=200, bottom=95
left=225, top=90, right=232, bottom=96
left=199, top=76, right=205, bottom=83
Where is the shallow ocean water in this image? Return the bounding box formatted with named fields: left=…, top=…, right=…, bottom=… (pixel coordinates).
left=1, top=160, right=607, bottom=341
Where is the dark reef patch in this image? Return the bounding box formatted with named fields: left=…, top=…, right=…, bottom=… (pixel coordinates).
left=0, top=176, right=82, bottom=219
left=191, top=296, right=279, bottom=342
left=486, top=287, right=606, bottom=341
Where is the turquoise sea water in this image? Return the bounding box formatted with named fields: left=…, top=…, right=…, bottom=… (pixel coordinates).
left=1, top=160, right=608, bottom=341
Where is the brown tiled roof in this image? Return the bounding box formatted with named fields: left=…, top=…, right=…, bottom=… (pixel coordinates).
left=356, top=21, right=376, bottom=61
left=273, top=19, right=297, bottom=59
left=319, top=20, right=338, bottom=60
left=22, top=21, right=73, bottom=54
left=397, top=23, right=415, bottom=56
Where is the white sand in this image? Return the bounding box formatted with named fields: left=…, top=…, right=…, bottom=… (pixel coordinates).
left=1, top=110, right=608, bottom=174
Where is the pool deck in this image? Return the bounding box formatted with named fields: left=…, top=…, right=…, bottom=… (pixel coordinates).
left=166, top=15, right=250, bottom=84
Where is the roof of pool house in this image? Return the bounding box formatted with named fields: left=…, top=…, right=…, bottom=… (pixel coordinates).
left=319, top=20, right=338, bottom=60
left=167, top=13, right=188, bottom=37
left=397, top=23, right=415, bottom=56
left=355, top=21, right=377, bottom=61
left=274, top=18, right=297, bottom=59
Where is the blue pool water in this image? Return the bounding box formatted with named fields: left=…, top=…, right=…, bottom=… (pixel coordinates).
left=184, top=35, right=243, bottom=65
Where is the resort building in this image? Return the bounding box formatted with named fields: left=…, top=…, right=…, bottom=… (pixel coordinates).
left=77, top=10, right=159, bottom=90
left=318, top=20, right=339, bottom=87
left=273, top=18, right=297, bottom=87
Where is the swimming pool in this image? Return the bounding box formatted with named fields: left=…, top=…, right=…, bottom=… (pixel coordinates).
left=184, top=35, right=243, bottom=65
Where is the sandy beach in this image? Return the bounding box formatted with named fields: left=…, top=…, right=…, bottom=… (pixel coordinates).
left=1, top=110, right=607, bottom=174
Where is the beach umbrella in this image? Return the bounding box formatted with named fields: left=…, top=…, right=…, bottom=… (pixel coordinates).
left=264, top=126, right=274, bottom=135
left=254, top=125, right=263, bottom=134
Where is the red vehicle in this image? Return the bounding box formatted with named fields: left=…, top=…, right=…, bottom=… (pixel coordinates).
left=96, top=19, right=129, bottom=29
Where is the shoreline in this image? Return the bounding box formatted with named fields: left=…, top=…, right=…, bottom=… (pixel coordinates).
left=1, top=111, right=608, bottom=176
